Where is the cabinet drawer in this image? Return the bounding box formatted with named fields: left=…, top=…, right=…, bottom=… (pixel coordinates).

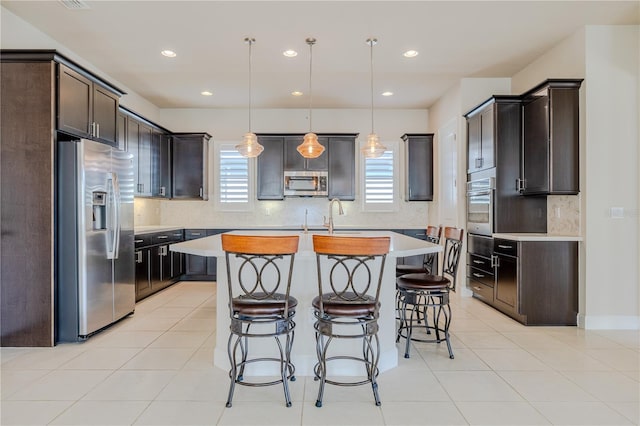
left=467, top=278, right=494, bottom=304
left=185, top=229, right=207, bottom=240
left=494, top=238, right=518, bottom=257
left=134, top=235, right=151, bottom=248
left=467, top=254, right=493, bottom=274
left=466, top=265, right=494, bottom=287
left=467, top=234, right=493, bottom=258
left=152, top=233, right=173, bottom=245
left=403, top=229, right=428, bottom=240
left=167, top=229, right=184, bottom=242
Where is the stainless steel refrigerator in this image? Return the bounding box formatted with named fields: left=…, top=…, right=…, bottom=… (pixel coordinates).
left=56, top=138, right=135, bottom=342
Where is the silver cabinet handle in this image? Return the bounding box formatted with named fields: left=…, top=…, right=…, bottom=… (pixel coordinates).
left=498, top=244, right=513, bottom=249
left=473, top=286, right=482, bottom=291
left=472, top=272, right=484, bottom=278
left=157, top=235, right=169, bottom=239
left=134, top=239, right=144, bottom=243
left=135, top=251, right=143, bottom=263
left=191, top=232, right=201, bottom=236
left=491, top=255, right=499, bottom=267
left=199, top=187, right=203, bottom=198
left=96, top=123, right=100, bottom=139
left=160, top=186, right=166, bottom=196
left=473, top=259, right=485, bottom=264
left=173, top=233, right=182, bottom=237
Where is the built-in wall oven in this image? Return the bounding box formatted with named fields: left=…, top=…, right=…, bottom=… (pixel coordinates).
left=466, top=177, right=494, bottom=237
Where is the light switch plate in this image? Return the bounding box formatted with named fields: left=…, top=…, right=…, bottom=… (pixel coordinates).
left=610, top=207, right=624, bottom=219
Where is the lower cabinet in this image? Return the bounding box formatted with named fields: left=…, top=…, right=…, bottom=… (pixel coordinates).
left=181, top=229, right=231, bottom=281
left=467, top=235, right=578, bottom=325
left=399, top=229, right=432, bottom=268
left=134, top=230, right=184, bottom=302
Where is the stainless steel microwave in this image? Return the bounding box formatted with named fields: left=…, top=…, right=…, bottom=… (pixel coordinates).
left=284, top=171, right=328, bottom=197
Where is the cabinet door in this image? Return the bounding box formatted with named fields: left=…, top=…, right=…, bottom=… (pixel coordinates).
left=117, top=111, right=127, bottom=152
left=284, top=136, right=306, bottom=171
left=479, top=105, right=495, bottom=170
left=58, top=64, right=92, bottom=139
left=135, top=249, right=152, bottom=301
left=172, top=135, right=206, bottom=199
left=327, top=136, right=355, bottom=200
left=494, top=254, right=518, bottom=314
left=257, top=136, right=284, bottom=200
left=150, top=245, right=163, bottom=290
left=522, top=95, right=549, bottom=194
left=137, top=123, right=153, bottom=196
left=127, top=117, right=140, bottom=194
left=466, top=113, right=481, bottom=173
left=305, top=136, right=329, bottom=171
left=152, top=130, right=171, bottom=198
left=92, top=85, right=118, bottom=146
left=404, top=134, right=433, bottom=201
left=171, top=251, right=184, bottom=279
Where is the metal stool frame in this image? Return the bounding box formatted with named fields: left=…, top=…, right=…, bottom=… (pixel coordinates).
left=222, top=234, right=299, bottom=408
left=396, top=227, right=464, bottom=360
left=311, top=235, right=390, bottom=407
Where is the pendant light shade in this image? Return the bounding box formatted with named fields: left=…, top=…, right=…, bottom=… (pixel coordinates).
left=361, top=37, right=386, bottom=158
left=235, top=37, right=264, bottom=158
left=297, top=37, right=325, bottom=159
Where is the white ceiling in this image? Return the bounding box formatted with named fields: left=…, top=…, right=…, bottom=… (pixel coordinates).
left=2, top=1, right=638, bottom=109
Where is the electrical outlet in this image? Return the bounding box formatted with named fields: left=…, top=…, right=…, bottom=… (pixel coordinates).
left=610, top=207, right=624, bottom=219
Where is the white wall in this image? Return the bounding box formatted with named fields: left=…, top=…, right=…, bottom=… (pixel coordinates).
left=157, top=108, right=432, bottom=229
left=512, top=26, right=639, bottom=329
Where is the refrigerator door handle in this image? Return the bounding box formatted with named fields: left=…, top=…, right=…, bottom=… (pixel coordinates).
left=106, top=172, right=121, bottom=259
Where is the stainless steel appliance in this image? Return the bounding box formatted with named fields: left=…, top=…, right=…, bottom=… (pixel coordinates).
left=466, top=177, right=494, bottom=236
left=56, top=139, right=135, bottom=342
left=283, top=170, right=328, bottom=197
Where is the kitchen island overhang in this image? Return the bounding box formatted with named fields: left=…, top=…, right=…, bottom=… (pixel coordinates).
left=170, top=230, right=442, bottom=376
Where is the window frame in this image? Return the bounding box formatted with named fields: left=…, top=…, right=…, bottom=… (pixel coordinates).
left=215, top=142, right=255, bottom=212
left=360, top=140, right=400, bottom=212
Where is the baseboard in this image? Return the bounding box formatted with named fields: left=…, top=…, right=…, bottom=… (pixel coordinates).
left=578, top=314, right=640, bottom=330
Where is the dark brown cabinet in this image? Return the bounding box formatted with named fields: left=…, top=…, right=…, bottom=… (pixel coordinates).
left=258, top=133, right=357, bottom=200
left=172, top=133, right=211, bottom=200
left=134, top=230, right=184, bottom=302
left=466, top=103, right=495, bottom=173
left=520, top=79, right=582, bottom=195
left=327, top=135, right=356, bottom=200
left=491, top=238, right=578, bottom=325
left=284, top=136, right=329, bottom=171
left=182, top=229, right=230, bottom=280
left=257, top=135, right=285, bottom=200
left=58, top=63, right=119, bottom=146
left=153, top=129, right=171, bottom=198
left=402, top=133, right=434, bottom=201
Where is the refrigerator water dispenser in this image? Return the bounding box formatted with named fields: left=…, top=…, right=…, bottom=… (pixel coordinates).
left=92, top=191, right=107, bottom=230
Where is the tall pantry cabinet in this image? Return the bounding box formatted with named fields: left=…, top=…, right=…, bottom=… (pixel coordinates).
left=0, top=51, right=124, bottom=346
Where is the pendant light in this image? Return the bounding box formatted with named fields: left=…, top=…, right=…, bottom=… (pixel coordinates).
left=297, top=37, right=325, bottom=159
left=361, top=37, right=387, bottom=158
left=235, top=37, right=264, bottom=158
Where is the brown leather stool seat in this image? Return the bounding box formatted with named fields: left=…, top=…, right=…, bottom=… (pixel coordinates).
left=312, top=293, right=378, bottom=317
left=233, top=293, right=298, bottom=317
left=397, top=273, right=450, bottom=291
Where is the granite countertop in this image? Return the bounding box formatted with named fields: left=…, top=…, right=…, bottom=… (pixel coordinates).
left=492, top=233, right=583, bottom=242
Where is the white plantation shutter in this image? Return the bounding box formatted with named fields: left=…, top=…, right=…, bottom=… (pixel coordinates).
left=219, top=149, right=249, bottom=203
left=365, top=150, right=394, bottom=204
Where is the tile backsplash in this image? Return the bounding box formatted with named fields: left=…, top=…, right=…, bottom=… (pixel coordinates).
left=547, top=195, right=581, bottom=235
left=134, top=198, right=161, bottom=226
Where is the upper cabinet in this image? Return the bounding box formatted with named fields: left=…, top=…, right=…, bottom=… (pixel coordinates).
left=466, top=103, right=495, bottom=174
left=153, top=129, right=171, bottom=198
left=257, top=135, right=285, bottom=200
left=172, top=133, right=211, bottom=200
left=257, top=133, right=357, bottom=201
left=519, top=79, right=582, bottom=195
left=402, top=133, right=434, bottom=201
left=284, top=136, right=328, bottom=171
left=58, top=63, right=120, bottom=146
left=327, top=135, right=356, bottom=200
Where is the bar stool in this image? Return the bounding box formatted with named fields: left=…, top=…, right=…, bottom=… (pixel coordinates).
left=312, top=234, right=390, bottom=407
left=396, top=227, right=464, bottom=359
left=221, top=234, right=299, bottom=408
left=395, top=225, right=442, bottom=276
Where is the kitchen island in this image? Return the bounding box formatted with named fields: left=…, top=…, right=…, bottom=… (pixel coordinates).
left=170, top=230, right=441, bottom=376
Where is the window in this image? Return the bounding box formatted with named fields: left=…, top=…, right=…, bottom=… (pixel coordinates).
left=363, top=144, right=397, bottom=211
left=218, top=146, right=250, bottom=209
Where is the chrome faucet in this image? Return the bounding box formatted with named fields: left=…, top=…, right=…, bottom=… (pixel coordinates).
left=323, top=198, right=344, bottom=234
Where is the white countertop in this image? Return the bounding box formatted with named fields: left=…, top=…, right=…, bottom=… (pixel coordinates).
left=136, top=225, right=429, bottom=234
left=170, top=229, right=441, bottom=259
left=493, top=233, right=583, bottom=242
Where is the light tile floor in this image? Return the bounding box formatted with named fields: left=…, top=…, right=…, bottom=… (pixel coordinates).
left=2, top=281, right=638, bottom=425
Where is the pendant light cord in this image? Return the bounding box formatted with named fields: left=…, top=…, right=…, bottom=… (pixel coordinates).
left=368, top=38, right=377, bottom=135
left=307, top=38, right=316, bottom=132
left=245, top=37, right=254, bottom=133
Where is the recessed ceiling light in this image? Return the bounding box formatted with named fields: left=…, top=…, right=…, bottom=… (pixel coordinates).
left=403, top=50, right=419, bottom=58
left=283, top=50, right=298, bottom=58
left=161, top=50, right=177, bottom=58
left=201, top=91, right=213, bottom=96
left=291, top=91, right=303, bottom=96
left=382, top=91, right=393, bottom=97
